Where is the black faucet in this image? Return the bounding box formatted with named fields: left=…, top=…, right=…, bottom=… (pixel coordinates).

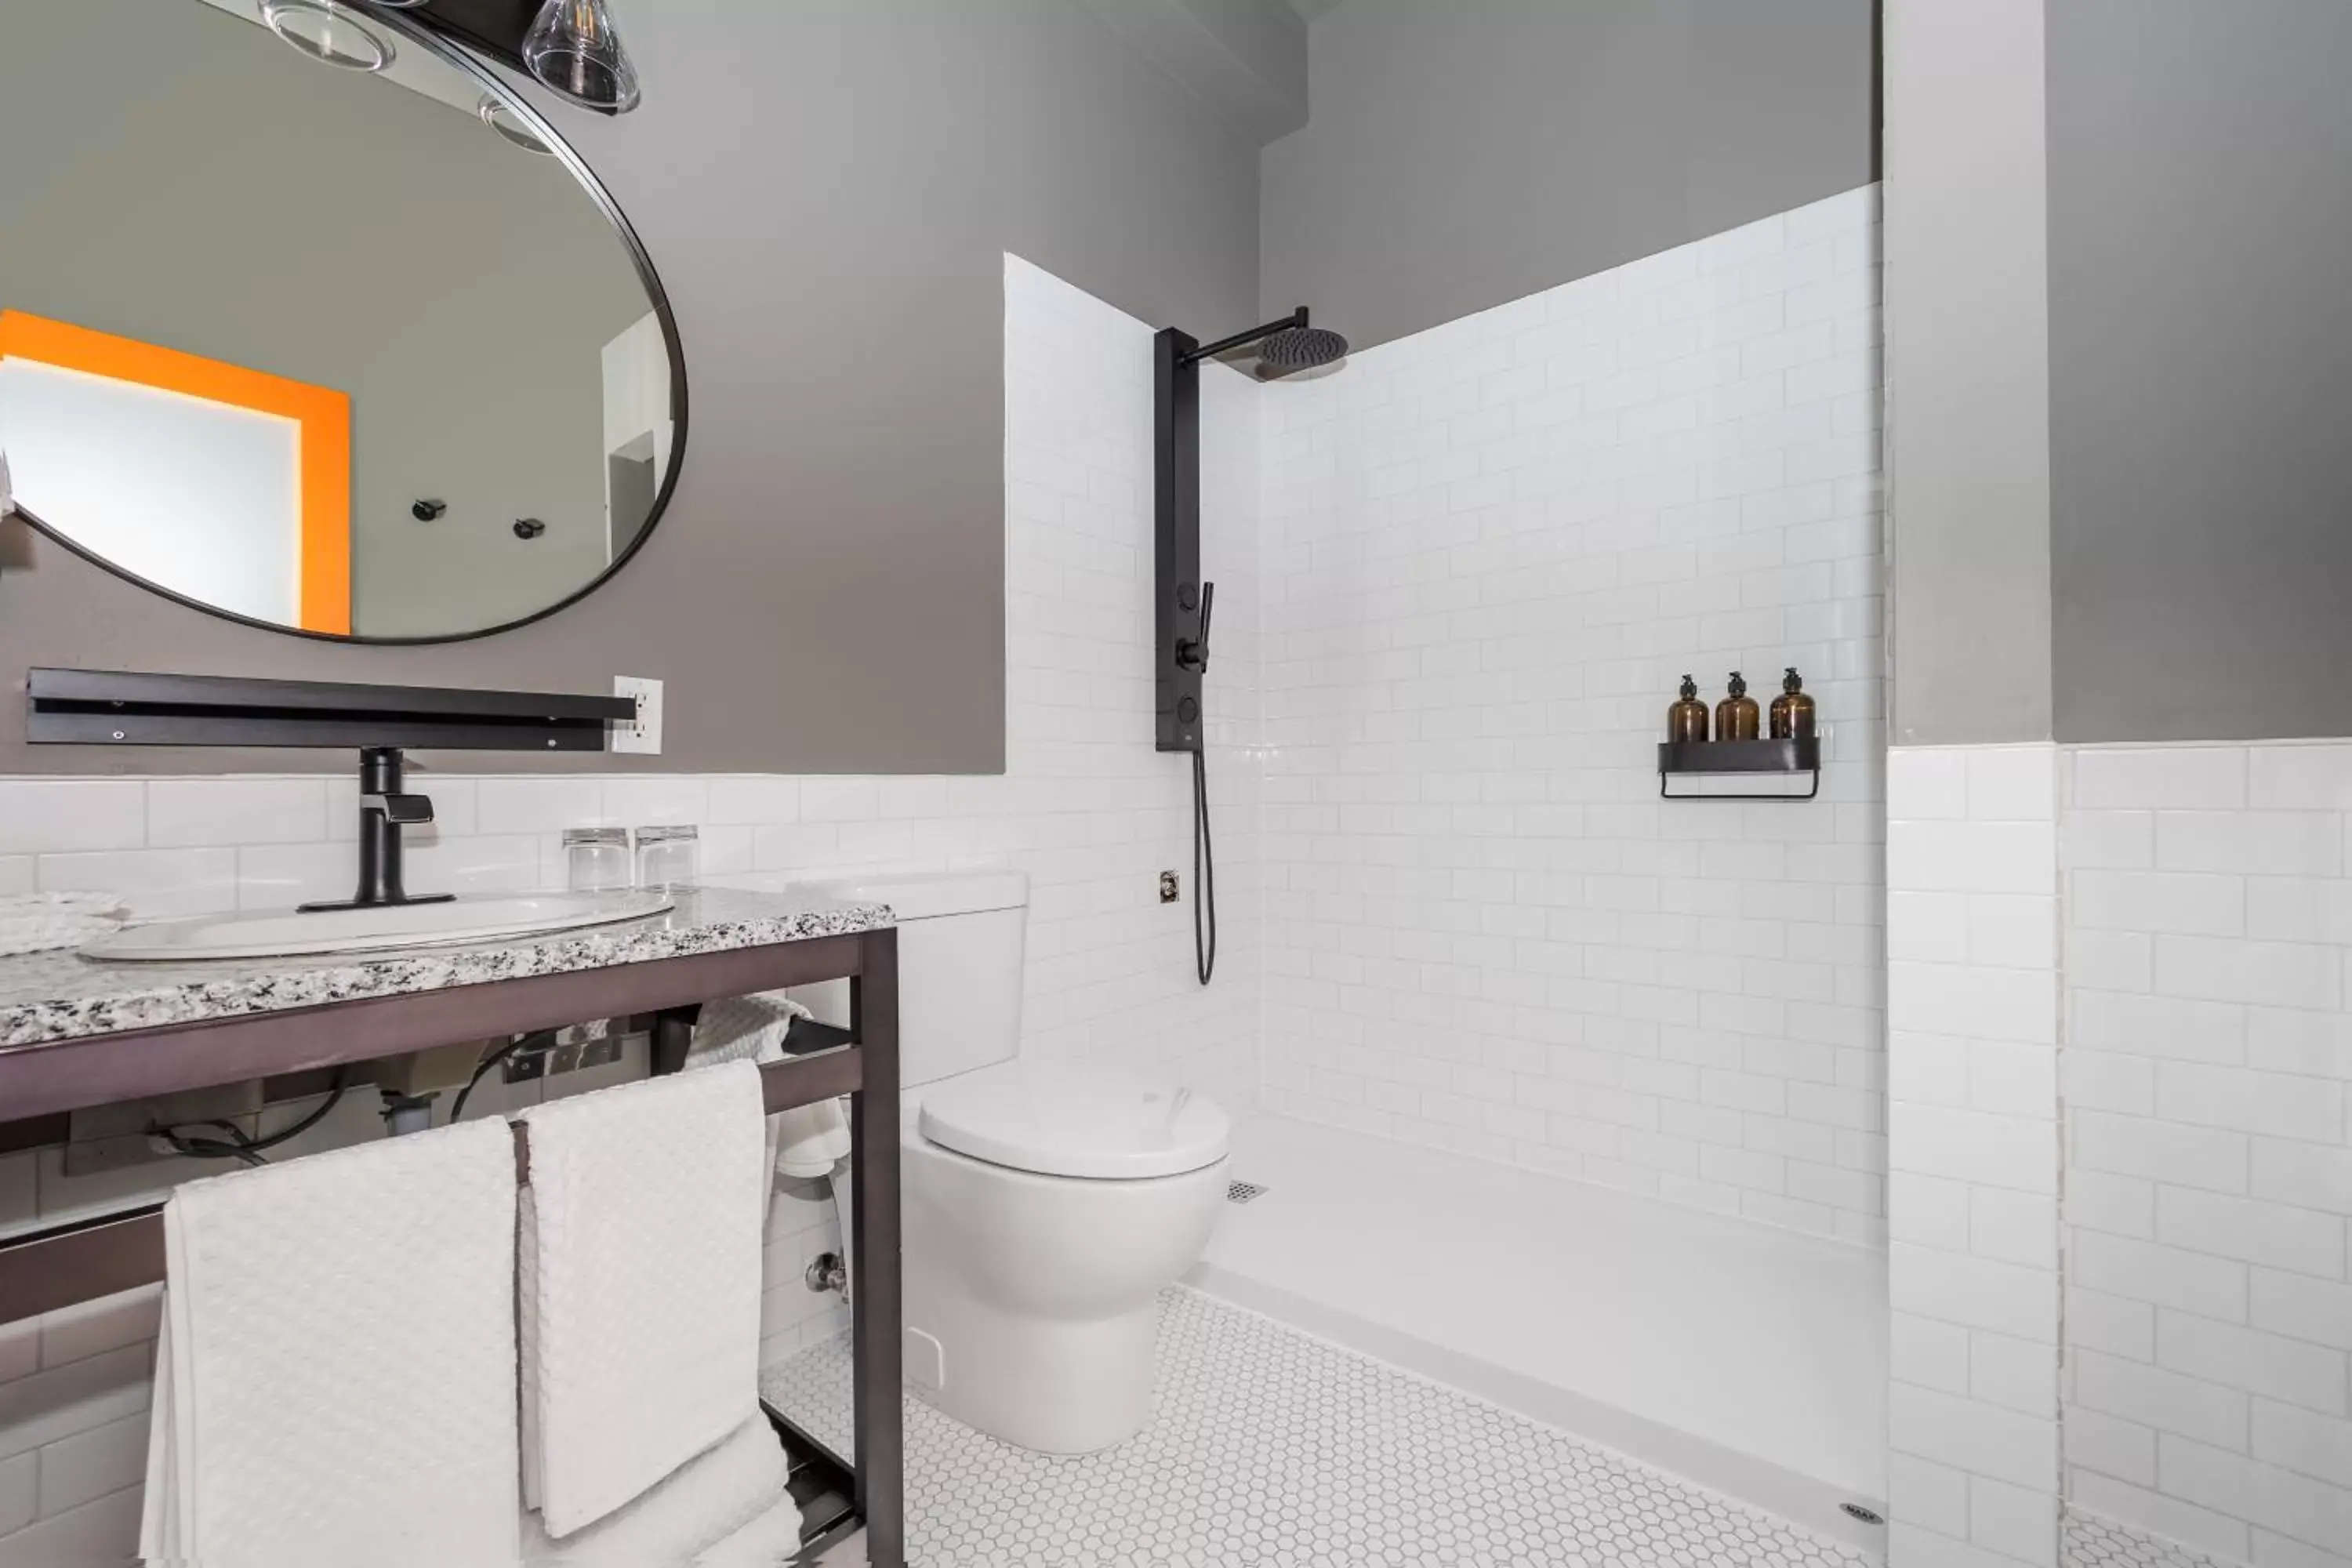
left=299, top=747, right=455, bottom=913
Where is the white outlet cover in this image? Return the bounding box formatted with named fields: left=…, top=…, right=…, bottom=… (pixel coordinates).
left=612, top=675, right=662, bottom=755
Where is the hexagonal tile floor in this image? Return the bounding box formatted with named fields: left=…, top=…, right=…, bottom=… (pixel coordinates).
left=2060, top=1512, right=2225, bottom=1568
left=762, top=1287, right=1875, bottom=1567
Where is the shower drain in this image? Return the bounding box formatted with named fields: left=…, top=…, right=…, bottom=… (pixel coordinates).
left=1225, top=1181, right=1269, bottom=1205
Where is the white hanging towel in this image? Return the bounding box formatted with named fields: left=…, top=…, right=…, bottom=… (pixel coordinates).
left=689, top=993, right=853, bottom=1183
left=137, top=1120, right=521, bottom=1568
left=518, top=1061, right=768, bottom=1538
left=518, top=1414, right=797, bottom=1565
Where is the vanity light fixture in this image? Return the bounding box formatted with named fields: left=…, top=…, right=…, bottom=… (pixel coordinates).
left=522, top=0, right=641, bottom=114
left=258, top=0, right=395, bottom=71
left=478, top=94, right=557, bottom=155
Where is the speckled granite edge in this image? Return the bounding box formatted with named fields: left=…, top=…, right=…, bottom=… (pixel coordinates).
left=0, top=894, right=894, bottom=1049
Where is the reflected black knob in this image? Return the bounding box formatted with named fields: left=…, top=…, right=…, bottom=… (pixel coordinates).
left=1178, top=696, right=1199, bottom=724
left=412, top=499, right=446, bottom=521
left=513, top=518, right=547, bottom=540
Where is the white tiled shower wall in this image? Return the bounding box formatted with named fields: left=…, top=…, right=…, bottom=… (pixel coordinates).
left=1256, top=184, right=1888, bottom=1245
left=1886, top=742, right=2352, bottom=1568
left=0, top=254, right=1264, bottom=1562
left=1884, top=743, right=2063, bottom=1568
left=2059, top=744, right=2352, bottom=1568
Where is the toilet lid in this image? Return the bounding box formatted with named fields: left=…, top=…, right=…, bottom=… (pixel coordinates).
left=918, top=1062, right=1230, bottom=1180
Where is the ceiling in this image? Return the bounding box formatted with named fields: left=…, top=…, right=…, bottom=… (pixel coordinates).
left=1283, top=0, right=1349, bottom=19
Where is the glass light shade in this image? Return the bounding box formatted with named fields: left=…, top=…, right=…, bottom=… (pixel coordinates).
left=478, top=94, right=557, bottom=155
left=259, top=0, right=394, bottom=71
left=522, top=0, right=641, bottom=114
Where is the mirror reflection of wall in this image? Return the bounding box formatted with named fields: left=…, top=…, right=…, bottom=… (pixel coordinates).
left=0, top=0, right=677, bottom=641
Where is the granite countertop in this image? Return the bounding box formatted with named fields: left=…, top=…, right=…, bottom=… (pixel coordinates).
left=0, top=886, right=894, bottom=1049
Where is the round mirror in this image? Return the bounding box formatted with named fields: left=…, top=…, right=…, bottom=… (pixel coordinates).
left=0, top=0, right=684, bottom=642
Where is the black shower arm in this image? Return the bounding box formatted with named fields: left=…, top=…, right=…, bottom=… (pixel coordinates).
left=1183, top=309, right=1310, bottom=365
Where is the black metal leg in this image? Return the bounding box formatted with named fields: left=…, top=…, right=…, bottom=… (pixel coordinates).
left=648, top=1007, right=697, bottom=1076
left=848, top=928, right=904, bottom=1568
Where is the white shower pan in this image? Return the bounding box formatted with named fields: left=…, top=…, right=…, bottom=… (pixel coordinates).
left=80, top=890, right=674, bottom=961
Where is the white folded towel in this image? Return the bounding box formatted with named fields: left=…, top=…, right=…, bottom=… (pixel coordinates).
left=139, top=1120, right=521, bottom=1568
left=689, top=992, right=854, bottom=1184
left=698, top=1491, right=810, bottom=1567
left=520, top=1415, right=797, bottom=1566
left=687, top=993, right=809, bottom=1069
left=518, top=1062, right=768, bottom=1538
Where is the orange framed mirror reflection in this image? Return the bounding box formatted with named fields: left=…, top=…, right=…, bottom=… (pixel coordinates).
left=0, top=309, right=351, bottom=635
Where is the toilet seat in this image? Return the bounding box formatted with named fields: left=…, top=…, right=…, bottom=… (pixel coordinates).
left=918, top=1061, right=1229, bottom=1180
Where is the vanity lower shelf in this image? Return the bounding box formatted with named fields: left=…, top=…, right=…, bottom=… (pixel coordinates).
left=1657, top=737, right=1821, bottom=800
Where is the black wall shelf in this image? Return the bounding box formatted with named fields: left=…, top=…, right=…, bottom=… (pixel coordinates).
left=26, top=669, right=633, bottom=751
left=1657, top=737, right=1820, bottom=800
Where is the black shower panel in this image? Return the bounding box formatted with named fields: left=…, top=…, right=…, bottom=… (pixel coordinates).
left=1155, top=325, right=1207, bottom=755
left=1154, top=309, right=1345, bottom=987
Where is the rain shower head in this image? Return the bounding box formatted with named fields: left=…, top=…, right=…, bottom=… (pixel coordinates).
left=1254, top=323, right=1349, bottom=376
left=1182, top=308, right=1348, bottom=379
left=1156, top=299, right=1350, bottom=764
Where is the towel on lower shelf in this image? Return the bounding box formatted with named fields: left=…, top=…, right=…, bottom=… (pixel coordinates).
left=690, top=992, right=855, bottom=1184
left=0, top=891, right=127, bottom=955
left=518, top=1061, right=769, bottom=1538
left=138, top=1120, right=521, bottom=1568
left=519, top=1415, right=798, bottom=1566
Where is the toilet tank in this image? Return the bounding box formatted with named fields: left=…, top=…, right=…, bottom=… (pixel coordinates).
left=794, top=870, right=1029, bottom=1088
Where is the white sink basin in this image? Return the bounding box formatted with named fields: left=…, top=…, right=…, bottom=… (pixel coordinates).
left=80, top=890, right=677, bottom=962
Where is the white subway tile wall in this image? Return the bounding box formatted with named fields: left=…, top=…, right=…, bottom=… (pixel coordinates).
left=2060, top=744, right=2352, bottom=1568
left=1254, top=185, right=1888, bottom=1246
left=1886, top=742, right=2063, bottom=1568
left=0, top=255, right=1265, bottom=1560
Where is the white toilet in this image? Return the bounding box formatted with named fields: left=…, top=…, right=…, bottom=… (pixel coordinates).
left=793, top=870, right=1231, bottom=1455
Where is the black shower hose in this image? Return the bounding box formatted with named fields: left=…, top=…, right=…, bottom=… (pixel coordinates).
left=1193, top=745, right=1217, bottom=986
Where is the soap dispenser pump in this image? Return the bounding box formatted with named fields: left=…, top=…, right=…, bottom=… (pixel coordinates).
left=1769, top=667, right=1817, bottom=740
left=1715, top=671, right=1760, bottom=741
left=1668, top=675, right=1710, bottom=742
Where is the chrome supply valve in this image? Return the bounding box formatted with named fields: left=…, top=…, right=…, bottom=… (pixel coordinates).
left=804, top=1251, right=848, bottom=1299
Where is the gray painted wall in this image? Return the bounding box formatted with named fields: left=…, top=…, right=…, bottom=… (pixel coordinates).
left=2048, top=0, right=2352, bottom=742
left=1883, top=0, right=2053, bottom=746
left=1258, top=0, right=1878, bottom=354
left=1, top=0, right=654, bottom=641
left=0, top=0, right=1260, bottom=774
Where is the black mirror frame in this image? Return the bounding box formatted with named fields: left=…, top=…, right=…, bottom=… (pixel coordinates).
left=3, top=4, right=688, bottom=647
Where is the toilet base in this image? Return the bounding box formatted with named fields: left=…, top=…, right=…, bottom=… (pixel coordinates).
left=898, top=1139, right=1229, bottom=1457
left=907, top=1294, right=1158, bottom=1455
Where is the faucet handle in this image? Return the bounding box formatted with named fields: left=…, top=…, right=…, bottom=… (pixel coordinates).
left=364, top=792, right=434, bottom=826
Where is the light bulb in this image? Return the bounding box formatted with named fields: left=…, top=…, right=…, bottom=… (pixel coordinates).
left=522, top=0, right=641, bottom=114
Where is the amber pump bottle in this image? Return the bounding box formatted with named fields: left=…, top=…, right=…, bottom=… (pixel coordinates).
left=1715, top=672, right=1760, bottom=741
left=1668, top=675, right=1710, bottom=742
left=1769, top=667, right=1817, bottom=740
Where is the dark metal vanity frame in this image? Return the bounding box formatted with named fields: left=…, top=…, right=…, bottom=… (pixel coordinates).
left=0, top=926, right=906, bottom=1566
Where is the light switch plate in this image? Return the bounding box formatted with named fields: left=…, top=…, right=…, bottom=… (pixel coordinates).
left=612, top=675, right=662, bottom=754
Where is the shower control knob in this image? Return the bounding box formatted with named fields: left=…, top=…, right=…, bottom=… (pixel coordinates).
left=412, top=499, right=447, bottom=521
left=512, top=517, right=547, bottom=541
